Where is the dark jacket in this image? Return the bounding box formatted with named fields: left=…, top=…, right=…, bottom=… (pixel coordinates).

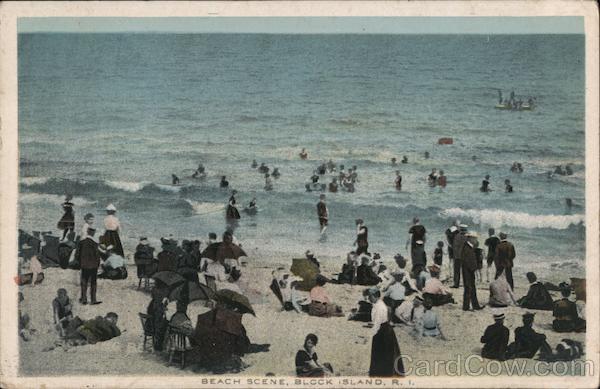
left=134, top=244, right=155, bottom=265
left=453, top=233, right=467, bottom=260
left=76, top=237, right=100, bottom=269
left=356, top=265, right=381, bottom=286
left=157, top=247, right=178, bottom=272
left=462, top=241, right=479, bottom=271
left=495, top=240, right=516, bottom=269
left=481, top=322, right=509, bottom=360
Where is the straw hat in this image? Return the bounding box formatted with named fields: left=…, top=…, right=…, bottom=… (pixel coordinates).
left=106, top=204, right=117, bottom=212
left=416, top=240, right=424, bottom=245
left=493, top=313, right=505, bottom=321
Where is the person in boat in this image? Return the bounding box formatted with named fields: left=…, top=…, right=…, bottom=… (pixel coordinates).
left=480, top=175, right=491, bottom=192
left=251, top=160, right=258, bottom=169
left=172, top=174, right=180, bottom=185
left=264, top=173, right=273, bottom=191
left=517, top=272, right=554, bottom=310
left=295, top=334, right=333, bottom=377
left=552, top=284, right=586, bottom=332
left=57, top=194, right=75, bottom=241
left=328, top=177, right=338, bottom=193
left=401, top=156, right=408, bottom=164
left=299, top=148, right=308, bottom=160
left=506, top=312, right=552, bottom=359
left=226, top=190, right=241, bottom=224
left=272, top=167, right=281, bottom=178
left=220, top=176, right=229, bottom=188
left=394, top=170, right=402, bottom=191
left=505, top=179, right=513, bottom=193
left=391, top=157, right=397, bottom=166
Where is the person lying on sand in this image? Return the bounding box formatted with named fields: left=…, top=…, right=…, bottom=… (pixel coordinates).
left=66, top=312, right=121, bottom=346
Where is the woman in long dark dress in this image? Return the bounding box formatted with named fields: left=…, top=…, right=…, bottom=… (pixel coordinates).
left=226, top=190, right=241, bottom=228
left=57, top=195, right=75, bottom=240
left=295, top=334, right=333, bottom=377
left=368, top=289, right=404, bottom=377
left=101, top=204, right=124, bottom=257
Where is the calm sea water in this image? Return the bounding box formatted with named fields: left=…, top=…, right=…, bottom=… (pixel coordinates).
left=18, top=34, right=586, bottom=281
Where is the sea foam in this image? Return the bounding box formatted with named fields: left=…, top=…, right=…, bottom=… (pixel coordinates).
left=440, top=207, right=584, bottom=230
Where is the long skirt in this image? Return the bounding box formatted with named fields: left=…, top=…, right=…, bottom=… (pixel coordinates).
left=369, top=322, right=404, bottom=377
left=101, top=230, right=124, bottom=256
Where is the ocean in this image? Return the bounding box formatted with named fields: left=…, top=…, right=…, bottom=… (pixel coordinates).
left=18, top=33, right=586, bottom=281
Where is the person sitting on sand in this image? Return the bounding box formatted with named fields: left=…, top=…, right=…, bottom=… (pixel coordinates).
left=308, top=275, right=343, bottom=317
left=220, top=176, right=229, bottom=188
left=481, top=313, right=509, bottom=361
left=394, top=295, right=424, bottom=325
left=517, top=272, right=554, bottom=311
left=383, top=271, right=406, bottom=310
left=134, top=237, right=156, bottom=279
left=280, top=277, right=309, bottom=313
left=422, top=264, right=454, bottom=306
left=98, top=245, right=127, bottom=280
left=328, top=177, right=338, bottom=193
left=488, top=270, right=517, bottom=307
left=356, top=256, right=382, bottom=286
left=413, top=299, right=447, bottom=340
left=348, top=288, right=374, bottom=322
left=337, top=252, right=357, bottom=284
left=28, top=254, right=43, bottom=287
left=295, top=333, right=333, bottom=377
left=539, top=339, right=584, bottom=362
left=552, top=284, right=586, bottom=332
left=68, top=312, right=121, bottom=346
left=506, top=312, right=552, bottom=359
left=53, top=288, right=73, bottom=337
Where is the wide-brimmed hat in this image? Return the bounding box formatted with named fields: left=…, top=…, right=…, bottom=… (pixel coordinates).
left=105, top=203, right=117, bottom=212
left=493, top=313, right=505, bottom=321
left=139, top=237, right=149, bottom=245
left=459, top=224, right=469, bottom=230
left=416, top=240, right=424, bottom=245
left=449, top=226, right=458, bottom=232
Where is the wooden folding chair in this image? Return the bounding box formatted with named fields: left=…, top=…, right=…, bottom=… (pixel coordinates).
left=138, top=313, right=154, bottom=352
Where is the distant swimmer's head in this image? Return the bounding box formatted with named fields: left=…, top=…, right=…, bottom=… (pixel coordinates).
left=565, top=198, right=573, bottom=207
left=505, top=179, right=511, bottom=184
left=319, top=194, right=326, bottom=200
left=485, top=175, right=490, bottom=180
left=439, top=170, right=444, bottom=175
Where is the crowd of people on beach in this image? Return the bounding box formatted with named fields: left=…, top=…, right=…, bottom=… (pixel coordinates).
left=17, top=146, right=586, bottom=377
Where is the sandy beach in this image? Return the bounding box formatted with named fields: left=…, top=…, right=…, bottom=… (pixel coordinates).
left=19, top=253, right=586, bottom=377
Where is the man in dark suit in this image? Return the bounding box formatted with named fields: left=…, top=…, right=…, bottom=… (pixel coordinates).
left=495, top=232, right=516, bottom=290
left=75, top=228, right=101, bottom=305
left=462, top=233, right=482, bottom=311
left=451, top=224, right=468, bottom=288
left=481, top=313, right=510, bottom=360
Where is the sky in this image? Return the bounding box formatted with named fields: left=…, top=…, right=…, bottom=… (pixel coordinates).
left=18, top=17, right=584, bottom=34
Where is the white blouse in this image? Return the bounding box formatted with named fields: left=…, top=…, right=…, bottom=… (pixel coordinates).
left=104, top=215, right=120, bottom=231
left=371, top=299, right=389, bottom=335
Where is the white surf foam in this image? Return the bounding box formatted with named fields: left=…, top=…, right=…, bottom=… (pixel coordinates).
left=20, top=177, right=50, bottom=186
left=184, top=199, right=224, bottom=215
left=20, top=192, right=95, bottom=206
left=106, top=180, right=147, bottom=193
left=440, top=207, right=584, bottom=230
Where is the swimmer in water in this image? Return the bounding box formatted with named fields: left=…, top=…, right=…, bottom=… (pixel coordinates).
left=427, top=169, right=438, bottom=186
left=272, top=167, right=281, bottom=179
left=299, top=148, right=308, bottom=160
left=424, top=151, right=430, bottom=159
left=565, top=164, right=574, bottom=176
left=172, top=174, right=180, bottom=185
left=220, top=176, right=229, bottom=188
left=264, top=173, right=273, bottom=191
left=326, top=159, right=336, bottom=172
left=401, top=156, right=408, bottom=164
left=258, top=163, right=269, bottom=174
left=504, top=179, right=513, bottom=193
left=480, top=175, right=491, bottom=192
left=394, top=171, right=402, bottom=191
left=554, top=165, right=566, bottom=176
left=329, top=177, right=338, bottom=193
left=251, top=160, right=258, bottom=169
left=438, top=170, right=447, bottom=188
left=192, top=163, right=206, bottom=178
left=391, top=157, right=397, bottom=166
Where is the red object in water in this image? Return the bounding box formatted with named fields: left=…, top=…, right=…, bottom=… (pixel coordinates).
left=438, top=137, right=453, bottom=145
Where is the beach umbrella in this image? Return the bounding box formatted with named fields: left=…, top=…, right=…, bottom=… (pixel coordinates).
left=290, top=258, right=320, bottom=291
left=201, top=242, right=247, bottom=263
left=169, top=281, right=215, bottom=302
left=152, top=271, right=186, bottom=288
left=215, top=289, right=255, bottom=316
left=269, top=279, right=284, bottom=305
